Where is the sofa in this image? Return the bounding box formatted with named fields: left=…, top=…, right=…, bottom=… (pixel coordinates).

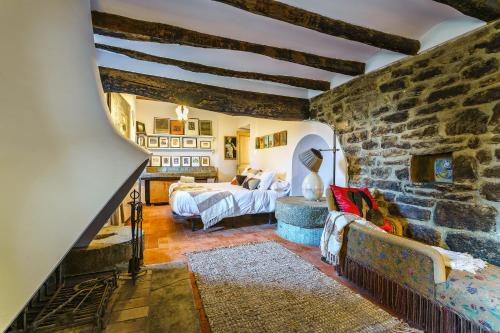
left=325, top=192, right=499, bottom=332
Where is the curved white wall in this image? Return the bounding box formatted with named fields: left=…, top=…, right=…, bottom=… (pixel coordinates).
left=291, top=134, right=332, bottom=196
left=0, top=1, right=148, bottom=330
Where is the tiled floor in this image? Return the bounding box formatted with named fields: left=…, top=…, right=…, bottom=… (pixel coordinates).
left=142, top=205, right=394, bottom=333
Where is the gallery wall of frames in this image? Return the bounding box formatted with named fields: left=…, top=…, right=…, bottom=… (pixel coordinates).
left=136, top=117, right=215, bottom=167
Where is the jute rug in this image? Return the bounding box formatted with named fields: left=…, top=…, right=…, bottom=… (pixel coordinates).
left=187, top=241, right=421, bottom=333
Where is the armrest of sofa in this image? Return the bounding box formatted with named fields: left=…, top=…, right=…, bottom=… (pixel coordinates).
left=345, top=223, right=447, bottom=297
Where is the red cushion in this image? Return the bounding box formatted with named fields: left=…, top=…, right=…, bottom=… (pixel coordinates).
left=330, top=185, right=378, bottom=215
left=330, top=185, right=394, bottom=232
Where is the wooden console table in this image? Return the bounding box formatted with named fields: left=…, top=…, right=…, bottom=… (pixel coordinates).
left=141, top=166, right=218, bottom=205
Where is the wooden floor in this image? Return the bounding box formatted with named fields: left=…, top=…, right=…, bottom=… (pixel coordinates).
left=142, top=205, right=393, bottom=333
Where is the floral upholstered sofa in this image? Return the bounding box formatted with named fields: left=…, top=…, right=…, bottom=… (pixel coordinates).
left=328, top=221, right=499, bottom=333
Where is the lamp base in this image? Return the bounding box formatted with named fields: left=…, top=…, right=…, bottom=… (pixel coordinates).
left=302, top=172, right=324, bottom=201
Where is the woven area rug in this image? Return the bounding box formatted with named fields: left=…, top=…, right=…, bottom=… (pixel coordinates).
left=187, top=241, right=421, bottom=333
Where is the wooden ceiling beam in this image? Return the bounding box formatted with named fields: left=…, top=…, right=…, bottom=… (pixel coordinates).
left=433, top=0, right=500, bottom=22
left=92, top=11, right=365, bottom=75
left=212, top=0, right=420, bottom=55
left=96, top=44, right=330, bottom=90
left=99, top=67, right=310, bottom=120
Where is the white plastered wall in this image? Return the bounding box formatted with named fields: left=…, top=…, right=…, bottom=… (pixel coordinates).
left=0, top=2, right=148, bottom=330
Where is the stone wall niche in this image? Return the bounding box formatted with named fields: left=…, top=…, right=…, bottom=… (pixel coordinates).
left=411, top=153, right=453, bottom=184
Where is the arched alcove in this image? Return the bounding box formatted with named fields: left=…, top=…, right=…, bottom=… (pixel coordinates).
left=291, top=134, right=333, bottom=196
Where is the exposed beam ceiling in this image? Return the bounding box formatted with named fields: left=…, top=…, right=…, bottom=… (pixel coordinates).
left=99, top=67, right=310, bottom=120
left=211, top=0, right=420, bottom=55
left=433, top=0, right=500, bottom=22
left=92, top=11, right=365, bottom=75
left=96, top=43, right=330, bottom=90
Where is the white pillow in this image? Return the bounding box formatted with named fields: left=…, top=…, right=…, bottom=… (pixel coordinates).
left=270, top=180, right=290, bottom=193
left=258, top=171, right=276, bottom=190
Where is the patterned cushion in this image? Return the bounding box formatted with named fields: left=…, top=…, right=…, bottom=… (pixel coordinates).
left=436, top=265, right=500, bottom=332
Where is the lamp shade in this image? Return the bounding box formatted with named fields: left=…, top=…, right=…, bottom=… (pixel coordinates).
left=299, top=148, right=323, bottom=172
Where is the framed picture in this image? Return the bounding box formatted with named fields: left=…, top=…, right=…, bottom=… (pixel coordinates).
left=185, top=118, right=199, bottom=136
left=136, top=121, right=146, bottom=134
left=268, top=134, right=274, bottom=148
left=280, top=131, right=287, bottom=146
left=170, top=137, right=181, bottom=148
left=182, top=137, right=197, bottom=148
left=263, top=135, right=269, bottom=148
left=200, top=140, right=211, bottom=149
left=191, top=156, right=200, bottom=167
left=109, top=93, right=132, bottom=139
left=199, top=120, right=213, bottom=136
left=137, top=135, right=146, bottom=147
left=150, top=155, right=161, bottom=167
left=201, top=156, right=210, bottom=166
left=172, top=156, right=181, bottom=167
left=181, top=156, right=191, bottom=167
left=170, top=120, right=184, bottom=135
left=224, top=136, right=237, bottom=160
left=159, top=137, right=169, bottom=148
left=259, top=137, right=264, bottom=149
left=154, top=117, right=169, bottom=134
left=161, top=156, right=171, bottom=167
left=273, top=132, right=280, bottom=147
left=148, top=136, right=159, bottom=148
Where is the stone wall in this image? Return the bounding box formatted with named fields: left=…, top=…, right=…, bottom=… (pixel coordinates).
left=311, top=20, right=500, bottom=265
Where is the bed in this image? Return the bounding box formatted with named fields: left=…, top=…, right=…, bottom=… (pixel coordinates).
left=169, top=181, right=290, bottom=230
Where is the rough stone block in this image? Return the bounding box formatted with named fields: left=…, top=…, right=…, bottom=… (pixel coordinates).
left=413, top=67, right=442, bottom=82
left=434, top=201, right=496, bottom=232
left=346, top=130, right=368, bottom=143
left=379, top=78, right=406, bottom=93
left=463, top=86, right=500, bottom=106
left=397, top=98, right=419, bottom=111
left=461, top=58, right=498, bottom=79
left=416, top=101, right=455, bottom=116
left=446, top=233, right=500, bottom=266
left=407, top=115, right=438, bottom=130
left=391, top=66, right=413, bottom=78
left=361, top=140, right=379, bottom=150
left=388, top=202, right=431, bottom=221
left=476, top=149, right=493, bottom=164
left=406, top=223, right=441, bottom=245
left=371, top=167, right=391, bottom=179
left=395, top=168, right=409, bottom=180
left=372, top=106, right=390, bottom=117
left=480, top=182, right=500, bottom=201
left=370, top=180, right=401, bottom=191
left=381, top=111, right=409, bottom=123
left=453, top=155, right=478, bottom=182
left=482, top=165, right=500, bottom=178
left=446, top=108, right=489, bottom=135
left=396, top=195, right=435, bottom=207
left=427, top=84, right=470, bottom=103
left=401, top=125, right=439, bottom=139
left=473, top=33, right=500, bottom=53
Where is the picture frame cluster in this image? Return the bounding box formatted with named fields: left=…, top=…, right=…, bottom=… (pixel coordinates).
left=255, top=131, right=287, bottom=149
left=136, top=118, right=213, bottom=136
left=137, top=135, right=212, bottom=150
left=149, top=155, right=210, bottom=167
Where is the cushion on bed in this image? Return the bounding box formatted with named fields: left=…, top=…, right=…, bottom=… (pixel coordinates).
left=241, top=173, right=255, bottom=188
left=258, top=171, right=275, bottom=190
left=244, top=178, right=261, bottom=190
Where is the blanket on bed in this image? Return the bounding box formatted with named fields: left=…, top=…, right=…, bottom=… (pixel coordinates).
left=173, top=183, right=236, bottom=229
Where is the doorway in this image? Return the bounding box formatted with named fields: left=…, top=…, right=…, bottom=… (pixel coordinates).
left=237, top=128, right=250, bottom=174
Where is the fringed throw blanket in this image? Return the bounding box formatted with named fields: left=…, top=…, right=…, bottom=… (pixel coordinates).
left=320, top=211, right=384, bottom=265
left=186, top=189, right=235, bottom=229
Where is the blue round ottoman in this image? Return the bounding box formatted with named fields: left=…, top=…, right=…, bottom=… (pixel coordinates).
left=275, top=196, right=329, bottom=246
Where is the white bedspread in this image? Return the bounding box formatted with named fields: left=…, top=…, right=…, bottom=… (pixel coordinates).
left=170, top=182, right=288, bottom=218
